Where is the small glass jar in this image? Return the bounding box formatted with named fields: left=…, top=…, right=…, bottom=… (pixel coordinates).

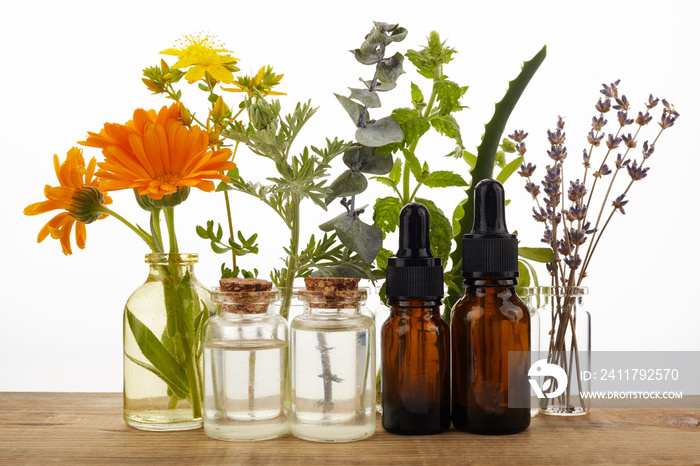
left=290, top=289, right=376, bottom=442
left=203, top=288, right=289, bottom=441
left=535, top=286, right=591, bottom=416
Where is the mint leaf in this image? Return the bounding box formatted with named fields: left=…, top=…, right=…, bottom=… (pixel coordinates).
left=415, top=197, right=452, bottom=265
left=423, top=170, right=467, bottom=188
left=434, top=80, right=467, bottom=116
left=401, top=148, right=423, bottom=183
left=373, top=196, right=403, bottom=234
left=405, top=31, right=456, bottom=79
left=430, top=114, right=463, bottom=147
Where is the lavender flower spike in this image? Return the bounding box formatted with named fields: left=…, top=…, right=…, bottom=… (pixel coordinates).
left=612, top=194, right=629, bottom=214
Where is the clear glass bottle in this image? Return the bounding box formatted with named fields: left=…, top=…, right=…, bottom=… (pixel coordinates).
left=203, top=287, right=289, bottom=441
left=291, top=288, right=376, bottom=442
left=123, top=253, right=211, bottom=431
left=535, top=286, right=590, bottom=416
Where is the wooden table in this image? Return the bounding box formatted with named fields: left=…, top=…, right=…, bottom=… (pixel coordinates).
left=1, top=393, right=698, bottom=464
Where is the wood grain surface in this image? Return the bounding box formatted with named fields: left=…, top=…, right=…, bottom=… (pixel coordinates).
left=0, top=392, right=698, bottom=464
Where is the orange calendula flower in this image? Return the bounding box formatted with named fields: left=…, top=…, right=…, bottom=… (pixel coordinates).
left=161, top=33, right=239, bottom=84
left=222, top=65, right=286, bottom=97
left=24, top=147, right=112, bottom=255
left=81, top=103, right=235, bottom=200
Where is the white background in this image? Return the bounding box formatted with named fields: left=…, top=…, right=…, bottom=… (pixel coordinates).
left=2, top=0, right=698, bottom=392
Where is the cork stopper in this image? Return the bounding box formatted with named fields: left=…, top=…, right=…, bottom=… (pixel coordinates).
left=299, top=277, right=365, bottom=309
left=216, top=278, right=275, bottom=314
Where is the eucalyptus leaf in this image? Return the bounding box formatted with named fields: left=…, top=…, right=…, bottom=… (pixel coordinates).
left=356, top=116, right=403, bottom=147
left=349, top=88, right=381, bottom=108
left=351, top=48, right=379, bottom=65
left=359, top=78, right=396, bottom=92
left=373, top=196, right=403, bottom=234
left=335, top=216, right=383, bottom=264
left=376, top=52, right=405, bottom=84
left=518, top=246, right=555, bottom=263
left=126, top=308, right=190, bottom=399
left=343, top=145, right=393, bottom=174
left=319, top=211, right=350, bottom=232
left=335, top=94, right=364, bottom=125
left=325, top=170, right=368, bottom=204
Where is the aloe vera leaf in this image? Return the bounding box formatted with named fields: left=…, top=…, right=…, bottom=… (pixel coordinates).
left=126, top=308, right=190, bottom=398
left=446, top=45, right=546, bottom=308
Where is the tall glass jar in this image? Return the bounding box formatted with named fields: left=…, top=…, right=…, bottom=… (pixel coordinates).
left=518, top=286, right=542, bottom=417
left=535, top=286, right=591, bottom=416
left=123, top=253, right=211, bottom=431
left=203, top=288, right=289, bottom=441
left=291, top=289, right=376, bottom=442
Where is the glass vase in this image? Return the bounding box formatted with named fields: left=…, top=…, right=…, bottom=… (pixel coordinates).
left=535, top=286, right=591, bottom=416
left=518, top=286, right=541, bottom=417
left=123, top=253, right=212, bottom=431
left=203, top=288, right=288, bottom=441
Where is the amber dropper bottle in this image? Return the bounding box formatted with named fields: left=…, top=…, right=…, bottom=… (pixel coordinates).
left=451, top=179, right=530, bottom=435
left=382, top=203, right=450, bottom=435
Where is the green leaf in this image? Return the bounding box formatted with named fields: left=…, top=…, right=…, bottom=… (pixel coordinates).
left=496, top=156, right=524, bottom=184
left=415, top=197, right=452, bottom=266
left=422, top=170, right=467, bottom=188
left=376, top=52, right=405, bottom=84
left=405, top=31, right=456, bottom=80
left=356, top=116, right=403, bottom=147
left=325, top=170, right=368, bottom=204
left=410, top=82, right=426, bottom=111
left=392, top=108, right=430, bottom=147
left=433, top=80, right=467, bottom=116
left=516, top=260, right=531, bottom=293
left=370, top=176, right=397, bottom=190
left=518, top=246, right=555, bottom=263
left=389, top=158, right=402, bottom=184
left=402, top=148, right=423, bottom=183
left=375, top=247, right=394, bottom=272
left=462, top=149, right=477, bottom=168
left=335, top=216, right=383, bottom=264
left=373, top=196, right=403, bottom=234
left=430, top=114, right=463, bottom=147
left=215, top=181, right=232, bottom=192
left=348, top=88, right=381, bottom=108
left=126, top=308, right=190, bottom=399
left=335, top=93, right=364, bottom=126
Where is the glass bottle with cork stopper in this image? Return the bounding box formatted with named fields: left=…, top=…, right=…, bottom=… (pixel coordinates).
left=203, top=278, right=289, bottom=441
left=451, top=179, right=531, bottom=434
left=382, top=203, right=450, bottom=435
left=290, top=277, right=376, bottom=442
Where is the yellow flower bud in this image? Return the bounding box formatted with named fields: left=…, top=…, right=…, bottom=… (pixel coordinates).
left=212, top=95, right=229, bottom=120
left=160, top=59, right=170, bottom=73
left=179, top=105, right=193, bottom=127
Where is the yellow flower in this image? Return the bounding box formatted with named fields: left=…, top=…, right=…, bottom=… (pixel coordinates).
left=24, top=147, right=112, bottom=255
left=161, top=33, right=239, bottom=84
left=222, top=66, right=286, bottom=97
left=81, top=103, right=235, bottom=200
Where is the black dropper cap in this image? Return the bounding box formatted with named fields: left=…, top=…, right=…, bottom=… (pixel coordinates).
left=462, top=179, right=519, bottom=279
left=386, top=203, right=444, bottom=300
